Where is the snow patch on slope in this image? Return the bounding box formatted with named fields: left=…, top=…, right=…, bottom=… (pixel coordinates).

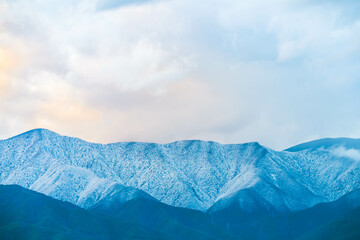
left=216, top=164, right=260, bottom=201
left=30, top=164, right=117, bottom=208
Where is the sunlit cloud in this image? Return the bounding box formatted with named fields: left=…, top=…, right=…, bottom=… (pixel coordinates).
left=0, top=47, right=15, bottom=93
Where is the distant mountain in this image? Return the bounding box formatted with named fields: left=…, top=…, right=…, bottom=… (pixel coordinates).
left=1, top=129, right=360, bottom=216
left=0, top=184, right=236, bottom=240
left=285, top=137, right=360, bottom=152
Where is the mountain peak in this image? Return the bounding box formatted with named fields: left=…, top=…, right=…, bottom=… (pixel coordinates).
left=24, top=128, right=56, bottom=135
left=15, top=128, right=60, bottom=140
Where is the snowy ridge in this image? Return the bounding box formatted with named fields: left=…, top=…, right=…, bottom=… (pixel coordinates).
left=1, top=129, right=360, bottom=212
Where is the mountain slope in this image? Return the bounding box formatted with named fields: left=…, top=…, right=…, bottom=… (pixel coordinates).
left=299, top=206, right=360, bottom=240
left=235, top=188, right=360, bottom=239
left=91, top=191, right=238, bottom=240
left=0, top=184, right=152, bottom=240
left=0, top=184, right=237, bottom=240
left=1, top=129, right=360, bottom=214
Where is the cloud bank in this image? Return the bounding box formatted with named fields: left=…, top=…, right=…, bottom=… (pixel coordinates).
left=1, top=0, right=360, bottom=149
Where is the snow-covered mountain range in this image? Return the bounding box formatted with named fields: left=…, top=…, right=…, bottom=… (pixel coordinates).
left=1, top=129, right=359, bottom=214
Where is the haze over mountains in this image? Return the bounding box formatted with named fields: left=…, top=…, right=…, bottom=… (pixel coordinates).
left=1, top=129, right=360, bottom=239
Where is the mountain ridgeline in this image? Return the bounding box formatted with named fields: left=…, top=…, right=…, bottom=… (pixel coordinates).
left=1, top=129, right=360, bottom=239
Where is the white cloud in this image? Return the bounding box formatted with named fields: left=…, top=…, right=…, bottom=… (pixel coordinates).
left=0, top=0, right=360, bottom=149
left=331, top=146, right=360, bottom=161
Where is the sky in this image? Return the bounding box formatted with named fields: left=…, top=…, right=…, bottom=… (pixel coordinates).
left=0, top=0, right=360, bottom=150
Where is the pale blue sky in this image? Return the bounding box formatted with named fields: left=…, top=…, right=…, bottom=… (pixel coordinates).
left=0, top=0, right=359, bottom=149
